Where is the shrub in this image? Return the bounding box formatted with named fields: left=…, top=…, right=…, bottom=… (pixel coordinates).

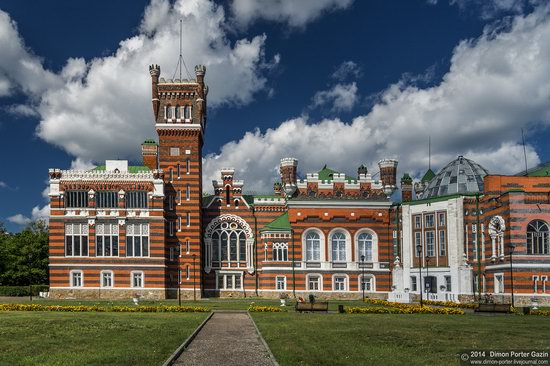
left=345, top=306, right=464, bottom=315
left=530, top=309, right=550, bottom=316
left=0, top=304, right=209, bottom=313
left=0, top=285, right=49, bottom=297
left=248, top=303, right=283, bottom=312
left=422, top=300, right=477, bottom=309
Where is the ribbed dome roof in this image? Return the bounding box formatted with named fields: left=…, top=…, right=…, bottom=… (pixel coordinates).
left=421, top=156, right=488, bottom=199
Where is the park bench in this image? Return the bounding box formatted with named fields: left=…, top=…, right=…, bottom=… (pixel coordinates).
left=295, top=302, right=329, bottom=312
left=475, top=303, right=511, bottom=313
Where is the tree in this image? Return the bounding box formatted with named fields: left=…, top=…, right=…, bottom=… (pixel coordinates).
left=0, top=220, right=49, bottom=286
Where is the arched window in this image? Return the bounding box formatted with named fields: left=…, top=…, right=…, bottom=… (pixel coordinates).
left=527, top=220, right=549, bottom=255
left=305, top=231, right=321, bottom=261
left=166, top=105, right=174, bottom=119
left=225, top=186, right=230, bottom=205
left=358, top=232, right=373, bottom=262
left=331, top=231, right=347, bottom=262
left=175, top=106, right=182, bottom=119
left=273, top=242, right=288, bottom=261
left=184, top=105, right=191, bottom=119
left=210, top=221, right=248, bottom=264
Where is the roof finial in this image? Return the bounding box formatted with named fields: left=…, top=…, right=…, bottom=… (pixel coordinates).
left=428, top=135, right=431, bottom=171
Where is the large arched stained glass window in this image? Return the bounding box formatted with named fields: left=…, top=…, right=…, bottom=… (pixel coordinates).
left=211, top=221, right=248, bottom=263
left=305, top=231, right=321, bottom=261
left=527, top=220, right=549, bottom=255
left=331, top=232, right=347, bottom=262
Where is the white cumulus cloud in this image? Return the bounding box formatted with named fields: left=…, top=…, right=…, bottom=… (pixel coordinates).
left=311, top=82, right=359, bottom=112
left=204, top=5, right=550, bottom=192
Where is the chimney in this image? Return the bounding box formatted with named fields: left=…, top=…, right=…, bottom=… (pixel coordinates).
left=378, top=159, right=398, bottom=197
left=280, top=158, right=298, bottom=197
left=149, top=64, right=161, bottom=120
left=141, top=140, right=158, bottom=170
left=400, top=173, right=413, bottom=202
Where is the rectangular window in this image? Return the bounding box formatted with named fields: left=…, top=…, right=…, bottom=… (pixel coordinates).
left=126, top=191, right=148, bottom=209
left=184, top=105, right=191, bottom=119
left=169, top=221, right=174, bottom=236
left=177, top=163, right=181, bottom=177
left=414, top=232, right=422, bottom=257
left=334, top=276, right=346, bottom=291
left=65, top=223, right=89, bottom=257
left=414, top=216, right=421, bottom=229
left=178, top=216, right=182, bottom=232
left=272, top=243, right=289, bottom=261
left=186, top=239, right=190, bottom=254
left=177, top=190, right=182, bottom=204
left=186, top=159, right=190, bottom=174
left=65, top=190, right=88, bottom=208
left=425, top=214, right=434, bottom=228
left=170, top=168, right=173, bottom=182
left=439, top=230, right=446, bottom=256
left=126, top=223, right=149, bottom=257
left=276, top=276, right=286, bottom=290
left=101, top=272, right=113, bottom=288
left=425, top=231, right=435, bottom=257
left=438, top=213, right=446, bottom=227
left=472, top=224, right=478, bottom=260
left=361, top=276, right=373, bottom=292
left=131, top=272, right=144, bottom=288
left=494, top=274, right=504, bottom=294
left=445, top=276, right=451, bottom=292
left=410, top=276, right=417, bottom=292
left=308, top=276, right=321, bottom=291
left=186, top=266, right=190, bottom=280
left=168, top=195, right=174, bottom=210
left=186, top=184, right=190, bottom=200
left=170, top=147, right=180, bottom=156
left=218, top=273, right=242, bottom=290
left=533, top=276, right=539, bottom=292
left=170, top=247, right=175, bottom=261
left=96, top=191, right=118, bottom=208
left=71, top=271, right=83, bottom=287
left=186, top=212, right=191, bottom=227
left=95, top=223, right=119, bottom=257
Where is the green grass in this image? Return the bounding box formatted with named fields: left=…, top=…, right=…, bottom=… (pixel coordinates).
left=251, top=313, right=550, bottom=366
left=0, top=311, right=208, bottom=366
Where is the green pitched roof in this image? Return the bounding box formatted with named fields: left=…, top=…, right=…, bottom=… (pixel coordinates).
left=142, top=139, right=157, bottom=145
left=421, top=168, right=435, bottom=182
left=317, top=165, right=355, bottom=182
left=260, top=212, right=291, bottom=232
left=92, top=165, right=151, bottom=173
left=519, top=162, right=550, bottom=177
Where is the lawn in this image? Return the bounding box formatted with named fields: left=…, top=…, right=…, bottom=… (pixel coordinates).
left=251, top=312, right=550, bottom=366
left=0, top=311, right=208, bottom=366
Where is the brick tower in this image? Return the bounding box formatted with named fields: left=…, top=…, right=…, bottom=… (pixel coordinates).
left=149, top=64, right=208, bottom=298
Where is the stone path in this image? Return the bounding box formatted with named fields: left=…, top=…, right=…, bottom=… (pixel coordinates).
left=173, top=311, right=276, bottom=366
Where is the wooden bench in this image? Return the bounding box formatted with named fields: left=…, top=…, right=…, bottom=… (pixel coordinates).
left=295, top=302, right=329, bottom=312
left=476, top=303, right=511, bottom=313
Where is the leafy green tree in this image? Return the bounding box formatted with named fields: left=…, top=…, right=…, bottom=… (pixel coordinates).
left=0, top=220, right=49, bottom=286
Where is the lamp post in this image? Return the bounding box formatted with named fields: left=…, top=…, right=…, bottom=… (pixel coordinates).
left=509, top=244, right=515, bottom=308
left=192, top=254, right=197, bottom=302
left=426, top=256, right=431, bottom=298
left=361, top=255, right=366, bottom=302
left=28, top=253, right=33, bottom=302
left=416, top=244, right=423, bottom=307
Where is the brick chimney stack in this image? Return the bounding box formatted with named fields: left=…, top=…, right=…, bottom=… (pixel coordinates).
left=141, top=140, right=158, bottom=170
left=280, top=158, right=298, bottom=197
left=400, top=173, right=413, bottom=202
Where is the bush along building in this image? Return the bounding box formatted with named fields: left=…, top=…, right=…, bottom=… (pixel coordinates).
left=47, top=64, right=399, bottom=300
left=391, top=156, right=550, bottom=306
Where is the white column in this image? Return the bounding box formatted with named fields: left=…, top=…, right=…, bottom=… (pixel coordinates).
left=204, top=239, right=212, bottom=273
left=490, top=234, right=496, bottom=260
left=246, top=238, right=254, bottom=273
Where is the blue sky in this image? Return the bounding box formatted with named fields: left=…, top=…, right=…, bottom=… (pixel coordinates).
left=1, top=0, right=549, bottom=232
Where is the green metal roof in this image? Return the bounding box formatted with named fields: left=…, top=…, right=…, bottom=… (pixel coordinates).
left=260, top=212, right=291, bottom=232
left=242, top=195, right=255, bottom=206
left=401, top=173, right=412, bottom=182
left=142, top=139, right=157, bottom=145
left=92, top=165, right=151, bottom=173
left=317, top=165, right=355, bottom=182
left=519, top=162, right=550, bottom=177
left=421, top=168, right=435, bottom=182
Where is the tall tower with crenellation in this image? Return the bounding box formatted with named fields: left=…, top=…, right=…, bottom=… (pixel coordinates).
left=149, top=63, right=208, bottom=298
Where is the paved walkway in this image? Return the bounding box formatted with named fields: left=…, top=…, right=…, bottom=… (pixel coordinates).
left=173, top=311, right=276, bottom=366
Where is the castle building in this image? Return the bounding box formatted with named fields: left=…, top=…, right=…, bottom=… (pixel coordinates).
left=47, top=64, right=400, bottom=299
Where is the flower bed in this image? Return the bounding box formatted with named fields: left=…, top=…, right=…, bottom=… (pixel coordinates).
left=248, top=303, right=283, bottom=312
left=346, top=305, right=464, bottom=315
left=0, top=304, right=209, bottom=313
left=422, top=300, right=477, bottom=309
left=529, top=309, right=550, bottom=316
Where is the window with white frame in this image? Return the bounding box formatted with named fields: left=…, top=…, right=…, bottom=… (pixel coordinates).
left=126, top=191, right=148, bottom=209
left=211, top=222, right=248, bottom=263
left=126, top=223, right=149, bottom=257
left=527, top=220, right=550, bottom=255
left=360, top=275, right=374, bottom=292
left=410, top=276, right=418, bottom=292
left=178, top=216, right=182, bottom=232
left=217, top=272, right=242, bottom=290
left=184, top=105, right=191, bottom=119
left=542, top=276, right=548, bottom=292
left=170, top=247, right=175, bottom=261
left=186, top=266, right=190, bottom=280
left=308, top=275, right=321, bottom=291
left=186, top=212, right=191, bottom=227
left=186, top=159, right=190, bottom=174
left=438, top=213, right=446, bottom=227
left=170, top=147, right=180, bottom=156
left=169, top=221, right=174, bottom=236
left=185, top=239, right=190, bottom=254
left=175, top=106, right=182, bottom=119
left=439, top=230, right=446, bottom=256
left=65, top=190, right=88, bottom=208
left=358, top=232, right=373, bottom=262
left=425, top=231, right=435, bottom=257
left=494, top=274, right=504, bottom=294
left=177, top=190, right=182, bottom=204
left=331, top=231, right=347, bottom=262
left=131, top=271, right=144, bottom=288
left=472, top=224, right=478, bottom=259
left=272, top=242, right=288, bottom=261
left=96, top=191, right=118, bottom=208
left=65, top=223, right=89, bottom=257
left=70, top=271, right=83, bottom=287
left=414, top=232, right=422, bottom=257
left=276, top=276, right=286, bottom=290
left=96, top=223, right=119, bottom=257
left=425, top=214, right=434, bottom=228
left=177, top=163, right=181, bottom=177
left=333, top=276, right=347, bottom=291
left=305, top=231, right=321, bottom=262
left=186, top=184, right=190, bottom=200
left=444, top=276, right=452, bottom=292
left=533, top=276, right=539, bottom=292
left=168, top=194, right=174, bottom=210
left=414, top=216, right=421, bottom=229
left=101, top=271, right=113, bottom=288
left=166, top=105, right=174, bottom=119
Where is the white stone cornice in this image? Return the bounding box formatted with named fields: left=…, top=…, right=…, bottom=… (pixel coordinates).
left=59, top=170, right=155, bottom=181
